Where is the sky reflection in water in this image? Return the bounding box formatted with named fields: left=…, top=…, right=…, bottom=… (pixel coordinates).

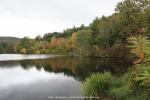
left=0, top=54, right=131, bottom=100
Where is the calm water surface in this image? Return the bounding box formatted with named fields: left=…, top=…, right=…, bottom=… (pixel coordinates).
left=0, top=54, right=131, bottom=100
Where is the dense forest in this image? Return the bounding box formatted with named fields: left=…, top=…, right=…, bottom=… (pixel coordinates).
left=1, top=0, right=150, bottom=58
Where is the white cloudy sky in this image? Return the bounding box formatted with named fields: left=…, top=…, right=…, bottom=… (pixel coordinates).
left=0, top=0, right=122, bottom=38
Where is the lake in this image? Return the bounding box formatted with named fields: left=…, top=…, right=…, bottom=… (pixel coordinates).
left=0, top=54, right=131, bottom=100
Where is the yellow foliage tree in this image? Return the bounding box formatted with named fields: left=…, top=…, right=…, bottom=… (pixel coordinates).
left=20, top=48, right=27, bottom=54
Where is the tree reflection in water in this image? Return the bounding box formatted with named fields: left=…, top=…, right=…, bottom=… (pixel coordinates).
left=0, top=56, right=131, bottom=81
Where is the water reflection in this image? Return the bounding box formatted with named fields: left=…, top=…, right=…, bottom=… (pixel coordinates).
left=0, top=57, right=131, bottom=81
left=0, top=56, right=131, bottom=100
left=0, top=67, right=62, bottom=88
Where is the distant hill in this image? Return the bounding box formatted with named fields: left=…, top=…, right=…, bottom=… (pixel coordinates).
left=0, top=36, right=20, bottom=43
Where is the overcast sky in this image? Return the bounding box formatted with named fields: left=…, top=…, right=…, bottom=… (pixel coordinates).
left=0, top=0, right=122, bottom=38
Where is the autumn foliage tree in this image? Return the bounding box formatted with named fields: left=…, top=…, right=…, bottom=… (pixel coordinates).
left=128, top=35, right=150, bottom=64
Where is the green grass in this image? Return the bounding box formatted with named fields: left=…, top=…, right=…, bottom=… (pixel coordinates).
left=82, top=72, right=113, bottom=97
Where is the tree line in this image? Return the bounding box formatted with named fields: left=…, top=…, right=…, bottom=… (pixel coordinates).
left=0, top=0, right=150, bottom=58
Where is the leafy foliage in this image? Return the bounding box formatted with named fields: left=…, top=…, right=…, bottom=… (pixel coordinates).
left=127, top=35, right=150, bottom=64
left=128, top=64, right=150, bottom=90
left=0, top=0, right=150, bottom=58
left=82, top=72, right=113, bottom=97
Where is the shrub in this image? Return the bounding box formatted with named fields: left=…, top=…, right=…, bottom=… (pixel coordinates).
left=109, top=85, right=131, bottom=99
left=122, top=90, right=150, bottom=100
left=82, top=68, right=150, bottom=99
left=128, top=64, right=150, bottom=90
left=109, top=74, right=131, bottom=99
left=82, top=72, right=113, bottom=97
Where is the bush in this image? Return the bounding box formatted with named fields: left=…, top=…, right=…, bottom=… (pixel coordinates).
left=122, top=90, right=150, bottom=100
left=109, top=85, right=131, bottom=99
left=82, top=72, right=113, bottom=97
left=82, top=69, right=150, bottom=99
left=109, top=74, right=131, bottom=99
left=128, top=64, right=150, bottom=90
